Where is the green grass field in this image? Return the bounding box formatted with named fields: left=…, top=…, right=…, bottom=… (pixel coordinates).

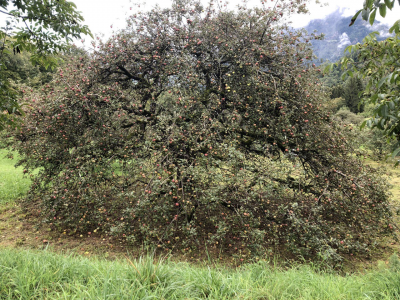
left=0, top=248, right=400, bottom=299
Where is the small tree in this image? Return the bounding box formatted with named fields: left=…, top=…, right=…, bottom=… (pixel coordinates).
left=343, top=76, right=364, bottom=113
left=330, top=85, right=344, bottom=99
left=4, top=0, right=395, bottom=264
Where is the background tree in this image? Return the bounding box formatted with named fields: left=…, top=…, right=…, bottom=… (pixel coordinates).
left=343, top=76, right=364, bottom=113
left=3, top=0, right=395, bottom=265
left=0, top=0, right=91, bottom=129
left=3, top=49, right=55, bottom=86
left=330, top=85, right=344, bottom=99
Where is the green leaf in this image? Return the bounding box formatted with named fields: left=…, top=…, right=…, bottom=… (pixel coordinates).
left=377, top=75, right=388, bottom=88
left=389, top=72, right=398, bottom=84
left=379, top=118, right=386, bottom=129
left=350, top=10, right=363, bottom=26
left=323, top=64, right=334, bottom=74
left=382, top=105, right=389, bottom=117
left=360, top=120, right=368, bottom=130
left=389, top=20, right=400, bottom=34
left=370, top=94, right=379, bottom=104
left=384, top=0, right=394, bottom=9
left=392, top=147, right=400, bottom=158
left=369, top=9, right=377, bottom=25
left=344, top=44, right=356, bottom=54
left=379, top=4, right=386, bottom=17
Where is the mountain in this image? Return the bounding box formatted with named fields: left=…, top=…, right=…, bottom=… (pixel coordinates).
left=304, top=10, right=391, bottom=63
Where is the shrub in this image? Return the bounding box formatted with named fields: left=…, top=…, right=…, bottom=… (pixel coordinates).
left=333, top=107, right=364, bottom=125
left=3, top=0, right=395, bottom=264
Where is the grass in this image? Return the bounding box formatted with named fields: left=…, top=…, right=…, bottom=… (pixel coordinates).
left=0, top=149, right=31, bottom=205
left=1, top=150, right=400, bottom=299
left=1, top=248, right=400, bottom=299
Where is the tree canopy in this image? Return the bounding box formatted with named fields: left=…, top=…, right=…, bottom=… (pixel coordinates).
left=2, top=0, right=395, bottom=264
left=0, top=0, right=91, bottom=129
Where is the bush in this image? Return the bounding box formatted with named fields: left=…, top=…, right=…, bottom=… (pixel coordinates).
left=2, top=0, right=395, bottom=264
left=332, top=106, right=397, bottom=160
left=324, top=97, right=345, bottom=113
left=333, top=107, right=365, bottom=125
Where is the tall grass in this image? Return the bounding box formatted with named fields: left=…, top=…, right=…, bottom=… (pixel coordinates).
left=0, top=149, right=30, bottom=204
left=0, top=248, right=400, bottom=299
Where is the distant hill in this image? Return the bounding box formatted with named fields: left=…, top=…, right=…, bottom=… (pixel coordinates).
left=304, top=10, right=391, bottom=63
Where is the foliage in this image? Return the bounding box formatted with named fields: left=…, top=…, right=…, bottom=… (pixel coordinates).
left=0, top=63, right=18, bottom=130
left=360, top=105, right=398, bottom=159
left=323, top=97, right=345, bottom=113
left=330, top=85, right=344, bottom=99
left=333, top=107, right=365, bottom=125
left=3, top=49, right=55, bottom=87
left=331, top=107, right=395, bottom=160
left=349, top=0, right=400, bottom=33
left=0, top=0, right=92, bottom=129
left=334, top=32, right=400, bottom=161
left=320, top=51, right=361, bottom=88
left=366, top=128, right=398, bottom=159
left=343, top=76, right=364, bottom=113
left=2, top=0, right=395, bottom=264
left=0, top=0, right=91, bottom=66
left=325, top=77, right=364, bottom=114
left=326, top=2, right=400, bottom=161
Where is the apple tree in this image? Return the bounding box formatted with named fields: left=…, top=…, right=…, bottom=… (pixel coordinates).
left=3, top=0, right=395, bottom=264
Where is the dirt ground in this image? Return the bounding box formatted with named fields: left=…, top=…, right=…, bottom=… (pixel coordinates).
left=0, top=202, right=128, bottom=259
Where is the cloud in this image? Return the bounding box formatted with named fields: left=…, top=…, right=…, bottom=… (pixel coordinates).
left=369, top=23, right=394, bottom=38
left=337, top=32, right=351, bottom=49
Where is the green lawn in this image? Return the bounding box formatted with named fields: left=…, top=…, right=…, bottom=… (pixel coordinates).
left=0, top=149, right=31, bottom=204
left=0, top=248, right=400, bottom=299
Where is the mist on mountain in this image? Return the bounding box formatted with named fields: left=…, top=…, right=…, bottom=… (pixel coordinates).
left=303, top=9, right=390, bottom=63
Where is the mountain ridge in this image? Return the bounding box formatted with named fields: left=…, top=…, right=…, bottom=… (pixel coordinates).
left=303, top=10, right=391, bottom=63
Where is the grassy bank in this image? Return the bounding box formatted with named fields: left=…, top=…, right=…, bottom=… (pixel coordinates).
left=0, top=248, right=400, bottom=299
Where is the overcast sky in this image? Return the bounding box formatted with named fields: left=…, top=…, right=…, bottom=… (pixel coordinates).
left=67, top=0, right=399, bottom=46
left=2, top=0, right=399, bottom=45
